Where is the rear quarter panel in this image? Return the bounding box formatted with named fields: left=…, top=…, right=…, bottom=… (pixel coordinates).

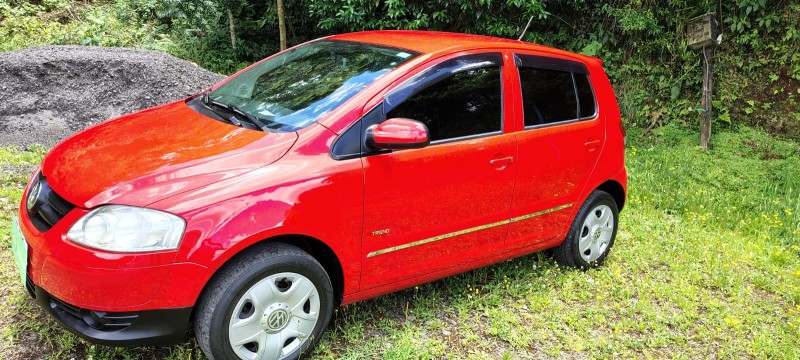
left=575, top=59, right=627, bottom=207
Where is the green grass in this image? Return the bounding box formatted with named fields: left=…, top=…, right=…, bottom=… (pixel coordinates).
left=1, top=125, right=799, bottom=359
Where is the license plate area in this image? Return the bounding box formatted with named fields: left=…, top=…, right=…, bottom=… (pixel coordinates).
left=11, top=217, right=29, bottom=287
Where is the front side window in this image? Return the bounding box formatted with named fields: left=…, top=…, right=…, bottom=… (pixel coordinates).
left=387, top=66, right=502, bottom=142
left=208, top=40, right=418, bottom=132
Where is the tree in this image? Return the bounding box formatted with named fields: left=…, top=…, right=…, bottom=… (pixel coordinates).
left=227, top=6, right=236, bottom=49
left=276, top=0, right=286, bottom=50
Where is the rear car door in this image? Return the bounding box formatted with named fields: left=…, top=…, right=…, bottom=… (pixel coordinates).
left=505, top=53, right=605, bottom=249
left=358, top=53, right=517, bottom=289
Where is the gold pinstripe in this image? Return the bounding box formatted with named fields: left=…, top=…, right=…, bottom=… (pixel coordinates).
left=366, top=203, right=573, bottom=258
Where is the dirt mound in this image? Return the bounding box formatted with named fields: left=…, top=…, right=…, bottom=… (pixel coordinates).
left=0, top=46, right=225, bottom=147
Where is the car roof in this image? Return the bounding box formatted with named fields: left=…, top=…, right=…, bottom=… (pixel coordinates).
left=327, top=30, right=589, bottom=60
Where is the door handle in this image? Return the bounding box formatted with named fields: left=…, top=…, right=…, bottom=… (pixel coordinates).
left=584, top=139, right=601, bottom=151
left=489, top=156, right=515, bottom=167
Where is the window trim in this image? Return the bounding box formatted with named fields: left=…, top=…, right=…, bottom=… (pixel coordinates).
left=513, top=54, right=589, bottom=75
left=384, top=53, right=504, bottom=114
left=574, top=72, right=599, bottom=121
left=429, top=130, right=504, bottom=146
left=329, top=104, right=381, bottom=161
left=514, top=53, right=598, bottom=131
left=331, top=52, right=507, bottom=160
left=571, top=72, right=581, bottom=119
left=385, top=57, right=505, bottom=145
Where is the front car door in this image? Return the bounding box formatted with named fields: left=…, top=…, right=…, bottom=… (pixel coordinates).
left=357, top=52, right=518, bottom=289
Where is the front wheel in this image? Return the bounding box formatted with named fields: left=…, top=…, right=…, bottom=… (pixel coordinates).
left=194, top=243, right=333, bottom=360
left=552, top=190, right=619, bottom=269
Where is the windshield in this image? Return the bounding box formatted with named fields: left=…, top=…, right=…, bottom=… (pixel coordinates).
left=207, top=40, right=419, bottom=132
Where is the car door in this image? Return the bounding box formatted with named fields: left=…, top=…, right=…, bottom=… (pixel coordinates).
left=358, top=52, right=518, bottom=289
left=505, top=53, right=605, bottom=250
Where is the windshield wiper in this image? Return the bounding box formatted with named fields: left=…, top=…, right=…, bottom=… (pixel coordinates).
left=201, top=90, right=273, bottom=132
left=224, top=103, right=273, bottom=133
left=200, top=90, right=241, bottom=126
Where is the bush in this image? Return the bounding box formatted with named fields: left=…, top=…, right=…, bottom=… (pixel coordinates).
left=0, top=1, right=169, bottom=51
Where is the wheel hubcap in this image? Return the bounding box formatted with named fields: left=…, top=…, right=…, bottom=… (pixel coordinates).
left=228, top=272, right=320, bottom=360
left=578, top=204, right=614, bottom=262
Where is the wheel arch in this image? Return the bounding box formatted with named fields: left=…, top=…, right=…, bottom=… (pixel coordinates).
left=596, top=179, right=626, bottom=211
left=270, top=234, right=345, bottom=306
left=197, top=234, right=346, bottom=311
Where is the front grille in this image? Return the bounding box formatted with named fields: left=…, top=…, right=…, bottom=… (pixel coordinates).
left=50, top=296, right=139, bottom=331
left=26, top=173, right=75, bottom=232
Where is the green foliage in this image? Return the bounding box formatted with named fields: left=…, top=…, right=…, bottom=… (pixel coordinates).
left=2, top=0, right=798, bottom=138
left=724, top=0, right=778, bottom=33
left=0, top=0, right=170, bottom=51
left=309, top=0, right=547, bottom=37
left=605, top=4, right=660, bottom=34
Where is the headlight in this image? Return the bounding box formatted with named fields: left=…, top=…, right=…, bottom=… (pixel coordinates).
left=67, top=205, right=185, bottom=252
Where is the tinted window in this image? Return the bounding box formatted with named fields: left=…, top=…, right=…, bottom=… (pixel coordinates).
left=575, top=74, right=596, bottom=118
left=518, top=68, right=577, bottom=126
left=387, top=67, right=502, bottom=142
left=209, top=40, right=418, bottom=132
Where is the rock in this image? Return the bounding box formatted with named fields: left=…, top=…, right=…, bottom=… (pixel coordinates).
left=0, top=46, right=226, bottom=147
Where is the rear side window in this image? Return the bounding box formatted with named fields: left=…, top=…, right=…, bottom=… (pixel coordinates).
left=575, top=74, right=596, bottom=118
left=518, top=68, right=576, bottom=126
left=516, top=54, right=597, bottom=127
left=387, top=66, right=502, bottom=142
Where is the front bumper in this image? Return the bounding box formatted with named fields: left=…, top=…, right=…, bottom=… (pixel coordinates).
left=17, top=180, right=212, bottom=312
left=26, top=275, right=192, bottom=346
left=20, top=209, right=210, bottom=312
left=15, top=173, right=213, bottom=346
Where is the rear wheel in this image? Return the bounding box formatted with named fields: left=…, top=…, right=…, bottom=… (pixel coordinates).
left=552, top=190, right=619, bottom=269
left=194, top=243, right=333, bottom=360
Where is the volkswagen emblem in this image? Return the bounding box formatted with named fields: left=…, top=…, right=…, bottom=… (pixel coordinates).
left=264, top=309, right=290, bottom=332
left=26, top=181, right=41, bottom=211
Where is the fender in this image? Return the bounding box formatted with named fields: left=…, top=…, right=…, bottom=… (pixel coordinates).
left=149, top=122, right=363, bottom=297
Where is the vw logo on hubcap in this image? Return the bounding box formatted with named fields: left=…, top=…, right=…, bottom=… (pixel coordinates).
left=26, top=182, right=41, bottom=211
left=263, top=307, right=290, bottom=333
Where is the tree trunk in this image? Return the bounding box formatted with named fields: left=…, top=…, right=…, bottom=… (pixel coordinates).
left=227, top=7, right=237, bottom=49
left=700, top=46, right=714, bottom=150
left=276, top=0, right=287, bottom=50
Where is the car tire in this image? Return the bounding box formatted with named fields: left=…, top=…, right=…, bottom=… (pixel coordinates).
left=194, top=242, right=333, bottom=360
left=552, top=190, right=619, bottom=269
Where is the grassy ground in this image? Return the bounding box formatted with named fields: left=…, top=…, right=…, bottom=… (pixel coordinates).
left=1, top=124, right=799, bottom=359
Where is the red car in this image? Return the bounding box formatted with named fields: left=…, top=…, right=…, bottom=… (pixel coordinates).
left=11, top=31, right=626, bottom=360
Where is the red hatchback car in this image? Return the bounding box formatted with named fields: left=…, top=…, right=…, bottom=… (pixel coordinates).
left=11, top=31, right=626, bottom=359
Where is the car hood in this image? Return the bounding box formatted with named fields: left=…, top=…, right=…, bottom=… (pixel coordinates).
left=42, top=100, right=298, bottom=209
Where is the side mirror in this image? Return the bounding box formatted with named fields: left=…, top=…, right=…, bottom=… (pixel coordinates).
left=366, top=118, right=430, bottom=150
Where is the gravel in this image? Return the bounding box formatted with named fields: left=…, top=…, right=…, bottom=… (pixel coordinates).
left=0, top=46, right=225, bottom=147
